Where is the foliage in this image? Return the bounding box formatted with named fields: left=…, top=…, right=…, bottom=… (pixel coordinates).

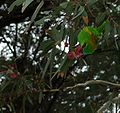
left=0, top=0, right=120, bottom=113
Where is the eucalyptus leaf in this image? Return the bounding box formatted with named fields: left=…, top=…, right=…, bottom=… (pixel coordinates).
left=104, top=20, right=112, bottom=39
left=50, top=25, right=64, bottom=42
left=40, top=40, right=55, bottom=55
left=97, top=21, right=107, bottom=33
left=22, top=0, right=34, bottom=13
left=69, top=28, right=78, bottom=49
left=35, top=15, right=51, bottom=25
left=88, top=0, right=98, bottom=6
left=26, top=0, right=44, bottom=31
left=72, top=6, right=84, bottom=20
left=39, top=92, right=43, bottom=104
left=8, top=0, right=25, bottom=13
left=60, top=2, right=68, bottom=9
left=95, top=12, right=107, bottom=25
left=27, top=95, right=33, bottom=105
left=0, top=81, right=10, bottom=92
left=30, top=0, right=44, bottom=23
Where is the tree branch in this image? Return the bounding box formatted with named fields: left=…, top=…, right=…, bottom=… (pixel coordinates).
left=26, top=80, right=120, bottom=93
left=64, top=80, right=120, bottom=91
left=0, top=0, right=55, bottom=29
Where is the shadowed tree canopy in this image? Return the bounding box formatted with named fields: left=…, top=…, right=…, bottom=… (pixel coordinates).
left=0, top=0, right=120, bottom=113
left=0, top=0, right=65, bottom=29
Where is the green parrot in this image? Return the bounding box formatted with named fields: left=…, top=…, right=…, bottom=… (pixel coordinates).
left=77, top=21, right=107, bottom=55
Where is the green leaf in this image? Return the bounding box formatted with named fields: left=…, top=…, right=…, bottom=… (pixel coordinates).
left=35, top=15, right=51, bottom=25
left=39, top=92, right=43, bottom=104
left=41, top=55, right=51, bottom=79
left=22, top=0, right=34, bottom=13
left=60, top=2, right=68, bottom=9
left=27, top=95, right=33, bottom=105
left=60, top=57, right=73, bottom=72
left=72, top=6, right=84, bottom=20
left=23, top=96, right=26, bottom=113
left=104, top=20, right=112, bottom=38
left=95, top=12, right=106, bottom=25
left=30, top=0, right=44, bottom=23
left=51, top=56, right=71, bottom=80
left=82, top=10, right=88, bottom=17
left=81, top=103, right=95, bottom=113
left=118, top=28, right=120, bottom=35
left=8, top=0, right=25, bottom=13
left=105, top=21, right=112, bottom=32
left=50, top=25, right=64, bottom=42
left=40, top=40, right=55, bottom=55
left=8, top=2, right=16, bottom=13
left=52, top=6, right=63, bottom=17
left=97, top=21, right=107, bottom=33
left=0, top=74, right=4, bottom=78
left=87, top=0, right=98, bottom=6
left=69, top=28, right=77, bottom=49
left=27, top=0, right=44, bottom=30
left=0, top=81, right=10, bottom=92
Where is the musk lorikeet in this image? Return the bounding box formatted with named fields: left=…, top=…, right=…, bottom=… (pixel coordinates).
left=77, top=21, right=107, bottom=55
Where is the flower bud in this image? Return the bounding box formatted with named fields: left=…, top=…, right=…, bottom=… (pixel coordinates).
left=74, top=45, right=82, bottom=58
left=67, top=51, right=75, bottom=60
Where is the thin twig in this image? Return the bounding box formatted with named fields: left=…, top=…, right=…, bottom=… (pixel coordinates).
left=1, top=80, right=120, bottom=99
left=42, top=80, right=120, bottom=92
left=86, top=5, right=95, bottom=18
left=83, top=0, right=95, bottom=18
left=64, top=80, right=120, bottom=91
left=13, top=23, right=18, bottom=58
